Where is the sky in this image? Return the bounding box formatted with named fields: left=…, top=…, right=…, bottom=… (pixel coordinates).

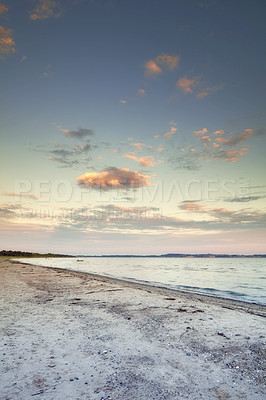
left=0, top=0, right=266, bottom=255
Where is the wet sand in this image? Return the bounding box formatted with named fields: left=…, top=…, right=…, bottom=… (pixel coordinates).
left=0, top=258, right=265, bottom=399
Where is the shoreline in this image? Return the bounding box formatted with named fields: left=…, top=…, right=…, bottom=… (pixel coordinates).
left=13, top=258, right=266, bottom=317
left=1, top=258, right=265, bottom=399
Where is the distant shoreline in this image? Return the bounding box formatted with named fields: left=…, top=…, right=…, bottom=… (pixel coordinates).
left=1, top=250, right=266, bottom=258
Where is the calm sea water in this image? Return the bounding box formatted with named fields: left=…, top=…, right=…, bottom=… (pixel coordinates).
left=18, top=257, right=266, bottom=305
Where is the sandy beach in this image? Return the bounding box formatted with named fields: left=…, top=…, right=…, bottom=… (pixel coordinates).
left=0, top=259, right=265, bottom=399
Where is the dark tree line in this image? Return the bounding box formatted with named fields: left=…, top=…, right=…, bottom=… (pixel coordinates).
left=0, top=250, right=72, bottom=258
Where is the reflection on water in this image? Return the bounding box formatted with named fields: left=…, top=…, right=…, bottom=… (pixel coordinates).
left=16, top=257, right=266, bottom=305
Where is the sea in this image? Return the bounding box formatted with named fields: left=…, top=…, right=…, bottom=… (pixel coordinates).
left=18, top=257, right=266, bottom=305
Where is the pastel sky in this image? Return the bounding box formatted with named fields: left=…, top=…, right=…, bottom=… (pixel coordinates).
left=1, top=0, right=266, bottom=255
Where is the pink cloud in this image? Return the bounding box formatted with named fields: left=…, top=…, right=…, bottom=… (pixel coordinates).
left=0, top=3, right=8, bottom=14
left=196, top=91, right=208, bottom=99
left=193, top=127, right=255, bottom=162
left=211, top=208, right=233, bottom=217
left=179, top=202, right=206, bottom=212
left=144, top=53, right=179, bottom=77
left=213, top=129, right=224, bottom=136
left=144, top=60, right=162, bottom=77
left=138, top=89, right=145, bottom=96
left=76, top=167, right=154, bottom=190
left=221, top=148, right=249, bottom=162
left=196, top=83, right=224, bottom=99
left=164, top=126, right=177, bottom=138
left=0, top=25, right=15, bottom=56
left=123, top=154, right=156, bottom=167
left=194, top=128, right=208, bottom=136
left=177, top=76, right=198, bottom=94
left=131, top=142, right=146, bottom=151
left=222, top=129, right=254, bottom=146
left=200, top=135, right=211, bottom=146
left=30, top=0, right=61, bottom=21
left=211, top=129, right=254, bottom=147
left=154, top=54, right=179, bottom=70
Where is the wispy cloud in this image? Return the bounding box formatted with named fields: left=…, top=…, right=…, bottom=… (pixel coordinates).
left=223, top=195, right=266, bottom=203
left=1, top=192, right=38, bottom=200
left=179, top=201, right=206, bottom=212
left=177, top=76, right=223, bottom=98
left=0, top=25, right=15, bottom=56
left=176, top=76, right=198, bottom=94
left=2, top=199, right=265, bottom=237
left=59, top=127, right=94, bottom=139
left=123, top=154, right=156, bottom=167
left=30, top=0, right=62, bottom=21
left=96, top=204, right=160, bottom=218
left=157, top=146, right=165, bottom=152
left=137, top=89, right=145, bottom=96
left=196, top=83, right=224, bottom=99
left=32, top=140, right=93, bottom=168
left=0, top=204, right=22, bottom=220
left=154, top=54, right=179, bottom=70
left=76, top=167, right=154, bottom=190
left=211, top=148, right=249, bottom=162
left=169, top=148, right=201, bottom=170
left=144, top=53, right=179, bottom=77
left=213, top=129, right=224, bottom=136
left=170, top=125, right=255, bottom=169
left=0, top=3, right=8, bottom=14
left=195, top=128, right=255, bottom=161
left=47, top=147, right=80, bottom=168
left=164, top=126, right=177, bottom=138
left=194, top=128, right=208, bottom=135
left=42, top=203, right=266, bottom=234
left=179, top=201, right=266, bottom=225
left=40, top=64, right=52, bottom=78
left=218, top=129, right=254, bottom=146
left=130, top=142, right=146, bottom=151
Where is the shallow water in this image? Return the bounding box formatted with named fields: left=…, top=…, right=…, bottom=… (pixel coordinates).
left=17, top=257, right=266, bottom=305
